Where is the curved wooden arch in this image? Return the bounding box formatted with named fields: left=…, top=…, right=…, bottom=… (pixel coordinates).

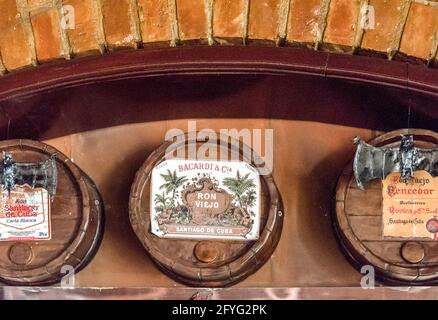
left=1, top=46, right=438, bottom=102
left=0, top=46, right=436, bottom=142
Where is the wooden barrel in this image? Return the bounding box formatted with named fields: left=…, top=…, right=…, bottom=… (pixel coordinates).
left=334, top=129, right=438, bottom=285
left=130, top=134, right=283, bottom=287
left=0, top=140, right=104, bottom=285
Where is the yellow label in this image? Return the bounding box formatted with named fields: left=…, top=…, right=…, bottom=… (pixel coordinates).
left=382, top=170, right=438, bottom=239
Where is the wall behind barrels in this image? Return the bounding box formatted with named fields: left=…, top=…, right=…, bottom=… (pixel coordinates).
left=0, top=0, right=438, bottom=75
left=1, top=0, right=437, bottom=288
left=43, top=119, right=375, bottom=287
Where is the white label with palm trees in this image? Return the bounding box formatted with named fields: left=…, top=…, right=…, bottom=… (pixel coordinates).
left=150, top=159, right=261, bottom=240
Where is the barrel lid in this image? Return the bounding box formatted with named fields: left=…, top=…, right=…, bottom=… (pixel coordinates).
left=0, top=140, right=104, bottom=285
left=334, top=129, right=438, bottom=285
left=129, top=133, right=283, bottom=287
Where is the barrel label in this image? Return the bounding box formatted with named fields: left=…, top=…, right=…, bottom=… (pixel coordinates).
left=382, top=170, right=438, bottom=239
left=0, top=185, right=51, bottom=241
left=150, top=159, right=261, bottom=240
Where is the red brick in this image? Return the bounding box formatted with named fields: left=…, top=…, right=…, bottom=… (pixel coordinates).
left=324, top=0, right=360, bottom=46
left=400, top=3, right=438, bottom=60
left=177, top=0, right=206, bottom=40
left=362, top=0, right=405, bottom=53
left=63, top=0, right=100, bottom=54
left=213, top=0, right=244, bottom=39
left=0, top=0, right=32, bottom=70
left=138, top=0, right=171, bottom=42
left=287, top=0, right=321, bottom=43
left=31, top=8, right=62, bottom=61
left=248, top=0, right=280, bottom=41
left=101, top=0, right=136, bottom=47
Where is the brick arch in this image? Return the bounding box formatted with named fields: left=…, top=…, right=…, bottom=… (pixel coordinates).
left=0, top=0, right=437, bottom=74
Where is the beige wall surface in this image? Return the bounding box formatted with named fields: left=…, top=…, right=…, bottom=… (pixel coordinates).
left=44, top=119, right=375, bottom=288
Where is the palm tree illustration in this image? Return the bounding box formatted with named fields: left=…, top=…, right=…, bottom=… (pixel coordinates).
left=154, top=192, right=169, bottom=212
left=223, top=170, right=256, bottom=208
left=159, top=169, right=188, bottom=208
left=240, top=189, right=257, bottom=210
